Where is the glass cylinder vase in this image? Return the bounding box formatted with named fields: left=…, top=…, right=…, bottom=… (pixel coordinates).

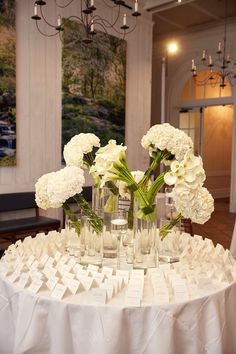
left=133, top=218, right=157, bottom=269
left=92, top=186, right=118, bottom=214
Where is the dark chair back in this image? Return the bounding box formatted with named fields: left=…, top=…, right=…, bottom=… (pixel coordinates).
left=0, top=192, right=37, bottom=212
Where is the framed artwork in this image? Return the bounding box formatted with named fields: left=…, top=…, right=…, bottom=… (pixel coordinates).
left=62, top=20, right=126, bottom=155
left=0, top=0, right=16, bottom=166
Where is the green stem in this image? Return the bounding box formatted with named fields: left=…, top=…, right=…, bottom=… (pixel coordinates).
left=159, top=213, right=183, bottom=240
left=62, top=202, right=81, bottom=236
left=147, top=172, right=166, bottom=204
left=127, top=192, right=134, bottom=229
left=73, top=194, right=103, bottom=234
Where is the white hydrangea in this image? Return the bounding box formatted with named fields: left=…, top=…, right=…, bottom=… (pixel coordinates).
left=35, top=172, right=54, bottom=210
left=141, top=123, right=193, bottom=161
left=35, top=166, right=85, bottom=209
left=90, top=140, right=127, bottom=185
left=47, top=166, right=85, bottom=207
left=172, top=186, right=214, bottom=224
left=164, top=150, right=206, bottom=189
left=63, top=133, right=100, bottom=167
left=118, top=170, right=146, bottom=199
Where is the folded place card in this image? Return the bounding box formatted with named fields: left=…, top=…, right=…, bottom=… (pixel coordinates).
left=18, top=273, right=30, bottom=288
left=28, top=278, right=44, bottom=294
left=88, top=264, right=99, bottom=272
left=54, top=251, right=62, bottom=263
left=50, top=283, right=67, bottom=300
left=67, top=258, right=77, bottom=269
left=40, top=254, right=49, bottom=267
left=126, top=287, right=143, bottom=299
left=101, top=267, right=114, bottom=277
left=67, top=279, right=82, bottom=295
left=45, top=256, right=55, bottom=268
left=100, top=282, right=115, bottom=300
left=90, top=288, right=107, bottom=305
left=116, top=270, right=130, bottom=284
left=46, top=277, right=59, bottom=291
left=79, top=276, right=96, bottom=291
left=154, top=293, right=170, bottom=304
left=8, top=270, right=21, bottom=283
left=26, top=255, right=35, bottom=269
left=125, top=296, right=141, bottom=307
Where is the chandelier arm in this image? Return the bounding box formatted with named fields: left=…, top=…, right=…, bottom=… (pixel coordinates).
left=36, top=21, right=60, bottom=37
left=39, top=5, right=58, bottom=28
left=54, top=0, right=76, bottom=8
left=62, top=15, right=87, bottom=26
left=92, top=14, right=120, bottom=29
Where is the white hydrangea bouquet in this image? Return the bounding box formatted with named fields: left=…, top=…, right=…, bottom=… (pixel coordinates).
left=35, top=123, right=214, bottom=239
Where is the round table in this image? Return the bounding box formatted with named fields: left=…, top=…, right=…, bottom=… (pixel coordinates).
left=1, top=231, right=236, bottom=354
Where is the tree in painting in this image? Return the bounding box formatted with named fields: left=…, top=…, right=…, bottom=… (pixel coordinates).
left=62, top=20, right=126, bottom=153
left=0, top=0, right=16, bottom=166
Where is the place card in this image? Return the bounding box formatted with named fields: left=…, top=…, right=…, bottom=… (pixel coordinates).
left=67, top=258, right=77, bottom=269
left=154, top=293, right=170, bottom=304
left=125, top=296, right=141, bottom=307
left=100, top=282, right=115, bottom=300
left=30, top=270, right=44, bottom=280
left=88, top=264, right=99, bottom=272
left=26, top=255, right=35, bottom=268
left=54, top=251, right=62, bottom=263
left=92, top=272, right=105, bottom=285
left=8, top=270, right=21, bottom=283
left=174, top=292, right=189, bottom=302
left=60, top=270, right=74, bottom=280
left=45, top=256, right=55, bottom=268
left=46, top=276, right=59, bottom=291
left=18, top=273, right=30, bottom=288
left=67, top=279, right=82, bottom=295
left=90, top=288, right=107, bottom=305
left=116, top=269, right=130, bottom=284
left=73, top=264, right=84, bottom=274
left=79, top=276, right=96, bottom=291
left=40, top=254, right=49, bottom=267
left=51, top=283, right=67, bottom=300
left=101, top=267, right=114, bottom=277
left=28, top=278, right=44, bottom=294
left=31, top=259, right=40, bottom=270
left=126, top=287, right=143, bottom=299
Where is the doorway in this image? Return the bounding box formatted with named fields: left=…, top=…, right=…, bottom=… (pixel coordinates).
left=179, top=104, right=234, bottom=198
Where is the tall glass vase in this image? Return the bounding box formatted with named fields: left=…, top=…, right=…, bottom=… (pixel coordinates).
left=133, top=217, right=158, bottom=269
left=92, top=186, right=118, bottom=214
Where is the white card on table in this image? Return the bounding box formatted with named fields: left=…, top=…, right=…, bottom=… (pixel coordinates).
left=73, top=264, right=84, bottom=274
left=51, top=283, right=67, bottom=300
left=28, top=279, right=44, bottom=294
left=101, top=267, right=114, bottom=277
left=116, top=270, right=129, bottom=284
left=126, top=288, right=143, bottom=299
left=91, top=288, right=107, bottom=305
left=18, top=273, right=30, bottom=288
left=154, top=294, right=170, bottom=304
left=67, top=258, right=77, bottom=268
left=79, top=276, right=96, bottom=291
left=40, top=254, right=49, bottom=267
left=26, top=255, right=35, bottom=268
left=46, top=277, right=59, bottom=291
left=87, top=264, right=99, bottom=272
left=8, top=270, right=21, bottom=283
left=54, top=252, right=62, bottom=263
left=125, top=296, right=141, bottom=307
left=67, top=279, right=81, bottom=295
left=45, top=256, right=55, bottom=267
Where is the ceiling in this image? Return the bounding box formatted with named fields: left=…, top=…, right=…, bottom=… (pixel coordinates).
left=143, top=0, right=236, bottom=37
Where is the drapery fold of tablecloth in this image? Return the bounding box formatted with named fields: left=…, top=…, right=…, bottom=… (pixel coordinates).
left=1, top=278, right=236, bottom=354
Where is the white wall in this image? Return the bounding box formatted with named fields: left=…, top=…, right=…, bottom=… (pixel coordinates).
left=152, top=21, right=236, bottom=212
left=0, top=0, right=153, bottom=219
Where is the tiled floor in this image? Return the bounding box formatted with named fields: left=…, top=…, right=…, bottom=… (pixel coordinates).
left=192, top=198, right=236, bottom=250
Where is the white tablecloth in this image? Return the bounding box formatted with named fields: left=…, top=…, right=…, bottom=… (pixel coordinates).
left=1, top=274, right=236, bottom=354
left=1, top=231, right=236, bottom=354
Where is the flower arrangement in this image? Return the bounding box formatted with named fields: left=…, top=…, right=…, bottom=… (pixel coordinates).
left=35, top=124, right=214, bottom=239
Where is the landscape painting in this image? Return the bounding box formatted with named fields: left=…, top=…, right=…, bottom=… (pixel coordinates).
left=62, top=20, right=126, bottom=155
left=0, top=0, right=16, bottom=166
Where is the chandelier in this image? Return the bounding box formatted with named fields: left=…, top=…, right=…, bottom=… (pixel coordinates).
left=191, top=0, right=236, bottom=89
left=31, top=0, right=141, bottom=44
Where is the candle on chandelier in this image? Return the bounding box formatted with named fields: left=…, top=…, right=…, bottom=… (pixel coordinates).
left=91, top=0, right=94, bottom=7
left=34, top=3, right=38, bottom=16
left=202, top=50, right=206, bottom=59
left=57, top=15, right=61, bottom=27
left=134, top=0, right=138, bottom=12
left=218, top=42, right=222, bottom=52
left=91, top=20, right=94, bottom=32
left=123, top=13, right=127, bottom=26
left=209, top=55, right=212, bottom=65
left=191, top=59, right=195, bottom=70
